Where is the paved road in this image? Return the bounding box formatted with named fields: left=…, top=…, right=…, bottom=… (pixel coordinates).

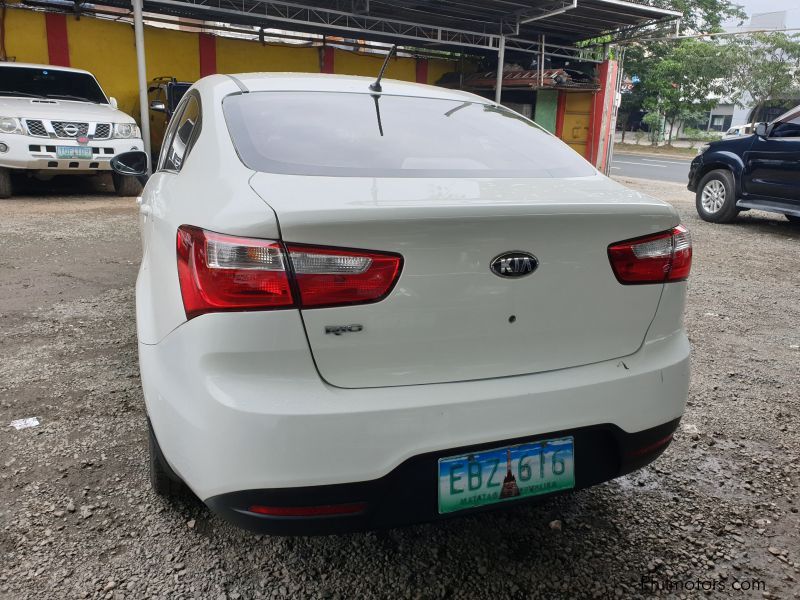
left=610, top=152, right=692, bottom=184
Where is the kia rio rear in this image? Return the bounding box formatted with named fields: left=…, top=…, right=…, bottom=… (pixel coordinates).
left=135, top=74, right=691, bottom=534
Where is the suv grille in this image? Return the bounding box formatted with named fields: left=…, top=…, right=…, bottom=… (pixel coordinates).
left=52, top=121, right=90, bottom=139
left=94, top=123, right=111, bottom=139
left=25, top=120, right=48, bottom=137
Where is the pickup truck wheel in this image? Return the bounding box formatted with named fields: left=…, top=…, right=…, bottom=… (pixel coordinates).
left=696, top=169, right=738, bottom=223
left=0, top=168, right=12, bottom=199
left=786, top=215, right=800, bottom=225
left=112, top=172, right=142, bottom=197
left=148, top=418, right=190, bottom=499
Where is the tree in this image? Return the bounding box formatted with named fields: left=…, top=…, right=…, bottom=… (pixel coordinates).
left=641, top=39, right=730, bottom=144
left=725, top=32, right=800, bottom=121
left=617, top=82, right=645, bottom=142
left=616, top=0, right=745, bottom=139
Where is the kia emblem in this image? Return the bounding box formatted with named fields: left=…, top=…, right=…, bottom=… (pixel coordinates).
left=490, top=251, right=538, bottom=278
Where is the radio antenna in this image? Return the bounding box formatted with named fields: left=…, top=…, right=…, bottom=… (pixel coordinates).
left=369, top=44, right=398, bottom=93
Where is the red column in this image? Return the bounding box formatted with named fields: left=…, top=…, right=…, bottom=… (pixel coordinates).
left=587, top=60, right=618, bottom=172
left=555, top=91, right=567, bottom=138
left=321, top=46, right=334, bottom=74
left=199, top=33, right=217, bottom=77
left=415, top=59, right=428, bottom=84
left=45, top=14, right=70, bottom=67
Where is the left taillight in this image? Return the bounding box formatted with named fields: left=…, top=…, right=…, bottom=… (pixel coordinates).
left=607, top=225, right=692, bottom=285
left=176, top=226, right=403, bottom=319
left=177, top=226, right=294, bottom=319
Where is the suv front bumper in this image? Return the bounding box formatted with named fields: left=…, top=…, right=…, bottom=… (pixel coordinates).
left=0, top=134, right=143, bottom=173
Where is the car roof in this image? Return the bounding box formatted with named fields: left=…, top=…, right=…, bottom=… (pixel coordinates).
left=0, top=62, right=95, bottom=76
left=211, top=72, right=488, bottom=104
left=774, top=104, right=800, bottom=123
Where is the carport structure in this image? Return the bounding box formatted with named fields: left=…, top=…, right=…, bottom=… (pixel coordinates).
left=40, top=0, right=682, bottom=170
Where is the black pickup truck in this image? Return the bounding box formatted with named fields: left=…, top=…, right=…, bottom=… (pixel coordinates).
left=688, top=104, right=800, bottom=224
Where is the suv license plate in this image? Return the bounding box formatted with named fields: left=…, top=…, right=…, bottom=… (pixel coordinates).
left=438, top=437, right=575, bottom=514
left=56, top=146, right=93, bottom=159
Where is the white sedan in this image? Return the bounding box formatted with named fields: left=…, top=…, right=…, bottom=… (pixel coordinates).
left=113, top=73, right=691, bottom=534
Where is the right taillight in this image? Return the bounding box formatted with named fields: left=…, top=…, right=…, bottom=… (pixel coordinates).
left=608, top=225, right=692, bottom=284
left=176, top=226, right=403, bottom=319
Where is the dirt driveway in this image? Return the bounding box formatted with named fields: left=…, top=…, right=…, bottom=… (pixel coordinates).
left=1, top=175, right=798, bottom=599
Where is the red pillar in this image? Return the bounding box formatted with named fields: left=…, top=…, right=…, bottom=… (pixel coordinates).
left=415, top=59, right=428, bottom=84
left=587, top=60, right=618, bottom=173
left=321, top=46, right=334, bottom=74
left=199, top=33, right=217, bottom=77
left=555, top=91, right=567, bottom=138
left=45, top=14, right=70, bottom=67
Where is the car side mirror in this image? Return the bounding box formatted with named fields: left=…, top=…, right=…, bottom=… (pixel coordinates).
left=755, top=122, right=769, bottom=138
left=111, top=151, right=150, bottom=185
left=150, top=100, right=167, bottom=113
left=109, top=97, right=118, bottom=109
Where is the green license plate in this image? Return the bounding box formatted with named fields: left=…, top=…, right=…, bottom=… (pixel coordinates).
left=56, top=146, right=93, bottom=159
left=438, top=437, right=575, bottom=514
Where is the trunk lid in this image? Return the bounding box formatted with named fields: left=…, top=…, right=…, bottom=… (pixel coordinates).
left=250, top=173, right=677, bottom=389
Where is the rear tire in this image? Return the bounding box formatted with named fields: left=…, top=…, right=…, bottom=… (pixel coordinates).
left=148, top=419, right=190, bottom=499
left=696, top=169, right=738, bottom=223
left=0, top=168, right=12, bottom=199
left=112, top=172, right=142, bottom=197
left=786, top=215, right=800, bottom=225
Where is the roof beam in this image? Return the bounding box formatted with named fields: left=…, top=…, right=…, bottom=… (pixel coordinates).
left=518, top=0, right=576, bottom=25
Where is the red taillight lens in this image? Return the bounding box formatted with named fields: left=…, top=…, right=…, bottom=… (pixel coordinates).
left=247, top=502, right=367, bottom=517
left=177, top=226, right=294, bottom=319
left=176, top=227, right=403, bottom=319
left=608, top=225, right=692, bottom=284
left=287, top=244, right=403, bottom=308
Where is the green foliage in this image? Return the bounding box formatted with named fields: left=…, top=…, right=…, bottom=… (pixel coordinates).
left=617, top=0, right=746, bottom=144
left=682, top=127, right=723, bottom=146
left=646, top=0, right=745, bottom=33
left=639, top=39, right=729, bottom=143
left=724, top=32, right=800, bottom=113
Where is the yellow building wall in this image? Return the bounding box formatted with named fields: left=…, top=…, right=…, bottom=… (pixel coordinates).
left=65, top=18, right=200, bottom=117
left=3, top=8, right=460, bottom=120
left=216, top=37, right=319, bottom=74
left=334, top=48, right=416, bottom=82
left=427, top=58, right=454, bottom=86
left=4, top=9, right=49, bottom=65
left=561, top=92, right=593, bottom=158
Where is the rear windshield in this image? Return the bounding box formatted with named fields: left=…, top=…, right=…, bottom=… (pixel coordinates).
left=223, top=91, right=595, bottom=178
left=0, top=66, right=108, bottom=104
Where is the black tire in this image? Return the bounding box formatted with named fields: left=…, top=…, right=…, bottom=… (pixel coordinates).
left=0, top=168, right=12, bottom=199
left=148, top=418, right=190, bottom=498
left=112, top=172, right=142, bottom=197
left=786, top=215, right=800, bottom=224
left=695, top=169, right=738, bottom=223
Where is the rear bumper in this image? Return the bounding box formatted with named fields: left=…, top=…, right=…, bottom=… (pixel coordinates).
left=139, top=281, right=690, bottom=509
left=205, top=418, right=680, bottom=535
left=0, top=134, right=143, bottom=173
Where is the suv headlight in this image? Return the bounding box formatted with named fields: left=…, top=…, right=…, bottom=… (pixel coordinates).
left=113, top=122, right=140, bottom=139
left=697, top=143, right=711, bottom=156
left=0, top=117, right=23, bottom=135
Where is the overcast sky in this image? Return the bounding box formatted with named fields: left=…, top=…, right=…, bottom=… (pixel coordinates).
left=725, top=0, right=800, bottom=28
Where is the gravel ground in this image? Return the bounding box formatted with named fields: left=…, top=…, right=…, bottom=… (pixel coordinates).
left=1, top=174, right=798, bottom=600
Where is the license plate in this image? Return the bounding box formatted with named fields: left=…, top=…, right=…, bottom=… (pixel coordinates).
left=438, top=437, right=574, bottom=514
left=56, top=146, right=93, bottom=159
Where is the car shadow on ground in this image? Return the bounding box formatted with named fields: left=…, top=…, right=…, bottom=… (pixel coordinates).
left=8, top=172, right=116, bottom=197
left=726, top=212, right=800, bottom=238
